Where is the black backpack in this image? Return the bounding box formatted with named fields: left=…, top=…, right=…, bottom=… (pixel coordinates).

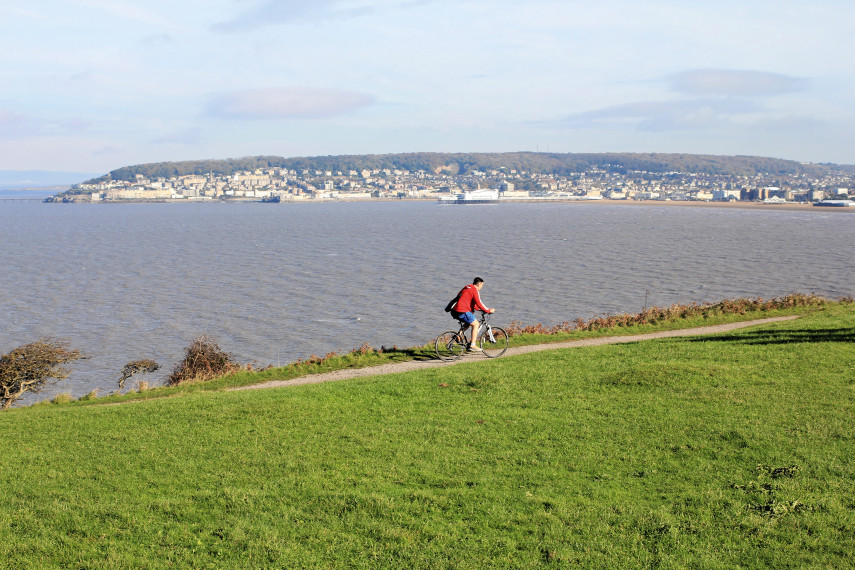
left=444, top=292, right=461, bottom=313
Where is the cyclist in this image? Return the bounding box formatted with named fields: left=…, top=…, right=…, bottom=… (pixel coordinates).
left=449, top=277, right=495, bottom=352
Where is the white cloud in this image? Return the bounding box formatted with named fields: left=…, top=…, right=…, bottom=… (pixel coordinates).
left=539, top=98, right=764, bottom=132
left=0, top=110, right=33, bottom=138
left=207, top=87, right=376, bottom=120
left=153, top=128, right=203, bottom=145
left=751, top=115, right=824, bottom=132
left=75, top=0, right=182, bottom=29
left=211, top=0, right=433, bottom=31
left=213, top=0, right=365, bottom=31
left=534, top=68, right=816, bottom=133
left=667, top=69, right=808, bottom=97
left=0, top=108, right=95, bottom=139
left=93, top=145, right=122, bottom=156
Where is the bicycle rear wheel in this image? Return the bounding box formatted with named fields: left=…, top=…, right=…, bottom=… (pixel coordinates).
left=435, top=331, right=467, bottom=360
left=479, top=326, right=509, bottom=357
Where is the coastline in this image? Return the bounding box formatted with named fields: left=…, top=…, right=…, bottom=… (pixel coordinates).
left=516, top=198, right=855, bottom=213
left=42, top=196, right=855, bottom=213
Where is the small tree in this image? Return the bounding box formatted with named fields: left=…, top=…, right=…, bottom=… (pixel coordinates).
left=0, top=339, right=83, bottom=410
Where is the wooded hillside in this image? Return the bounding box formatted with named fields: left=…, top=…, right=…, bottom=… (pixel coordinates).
left=88, top=152, right=855, bottom=183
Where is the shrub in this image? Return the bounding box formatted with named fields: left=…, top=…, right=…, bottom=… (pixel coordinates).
left=0, top=339, right=83, bottom=410
left=118, top=359, right=160, bottom=393
left=51, top=392, right=73, bottom=405
left=167, top=335, right=239, bottom=386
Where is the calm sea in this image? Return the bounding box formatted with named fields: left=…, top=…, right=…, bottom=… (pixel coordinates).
left=1, top=199, right=852, bottom=403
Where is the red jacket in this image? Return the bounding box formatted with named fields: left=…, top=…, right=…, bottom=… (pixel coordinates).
left=454, top=284, right=490, bottom=313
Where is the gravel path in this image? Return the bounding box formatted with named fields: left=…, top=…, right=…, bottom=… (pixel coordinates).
left=230, top=315, right=800, bottom=392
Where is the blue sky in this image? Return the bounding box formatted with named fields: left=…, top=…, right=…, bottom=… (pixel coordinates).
left=1, top=0, right=853, bottom=174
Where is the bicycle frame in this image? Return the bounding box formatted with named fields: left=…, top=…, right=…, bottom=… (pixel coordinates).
left=456, top=312, right=495, bottom=345
left=435, top=311, right=508, bottom=360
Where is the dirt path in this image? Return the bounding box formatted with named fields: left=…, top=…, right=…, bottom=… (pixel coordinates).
left=230, top=315, right=800, bottom=392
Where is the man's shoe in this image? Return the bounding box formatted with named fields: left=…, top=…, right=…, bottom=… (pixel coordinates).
left=468, top=345, right=483, bottom=352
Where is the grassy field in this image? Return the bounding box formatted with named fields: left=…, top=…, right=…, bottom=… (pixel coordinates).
left=0, top=302, right=852, bottom=568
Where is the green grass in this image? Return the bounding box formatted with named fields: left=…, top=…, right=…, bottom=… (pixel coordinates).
left=0, top=303, right=853, bottom=568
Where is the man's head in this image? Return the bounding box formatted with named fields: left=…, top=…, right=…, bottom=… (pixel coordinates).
left=473, top=277, right=484, bottom=289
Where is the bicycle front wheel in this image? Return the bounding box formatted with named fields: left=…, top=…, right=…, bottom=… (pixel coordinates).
left=436, top=331, right=467, bottom=360
left=479, top=326, right=509, bottom=357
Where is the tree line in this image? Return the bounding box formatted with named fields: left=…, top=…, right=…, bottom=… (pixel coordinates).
left=84, top=152, right=855, bottom=185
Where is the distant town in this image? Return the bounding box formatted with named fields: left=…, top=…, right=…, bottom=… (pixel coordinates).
left=49, top=155, right=855, bottom=206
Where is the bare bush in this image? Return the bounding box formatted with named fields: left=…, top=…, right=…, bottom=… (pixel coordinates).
left=167, top=335, right=239, bottom=386
left=0, top=339, right=84, bottom=410
left=117, top=359, right=160, bottom=393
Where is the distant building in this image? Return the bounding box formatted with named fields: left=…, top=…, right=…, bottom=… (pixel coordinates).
left=635, top=191, right=660, bottom=200
left=106, top=188, right=173, bottom=200
left=712, top=189, right=740, bottom=201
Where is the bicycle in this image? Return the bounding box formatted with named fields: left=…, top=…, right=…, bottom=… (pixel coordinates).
left=435, top=311, right=509, bottom=360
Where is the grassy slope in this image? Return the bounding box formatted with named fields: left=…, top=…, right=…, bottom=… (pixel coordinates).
left=0, top=304, right=853, bottom=568
left=57, top=299, right=836, bottom=407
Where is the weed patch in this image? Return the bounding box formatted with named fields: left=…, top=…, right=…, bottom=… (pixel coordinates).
left=731, top=464, right=810, bottom=519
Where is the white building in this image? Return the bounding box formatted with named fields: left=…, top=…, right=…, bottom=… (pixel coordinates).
left=713, top=189, right=741, bottom=201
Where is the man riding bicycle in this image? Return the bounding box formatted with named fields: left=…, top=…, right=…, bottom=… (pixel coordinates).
left=448, top=277, right=495, bottom=352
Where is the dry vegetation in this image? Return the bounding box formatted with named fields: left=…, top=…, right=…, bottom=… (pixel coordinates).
left=166, top=335, right=241, bottom=386
left=117, top=359, right=161, bottom=393
left=0, top=339, right=84, bottom=410
left=504, top=293, right=830, bottom=336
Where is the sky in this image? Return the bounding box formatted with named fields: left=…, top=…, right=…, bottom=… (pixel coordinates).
left=1, top=0, right=854, bottom=176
